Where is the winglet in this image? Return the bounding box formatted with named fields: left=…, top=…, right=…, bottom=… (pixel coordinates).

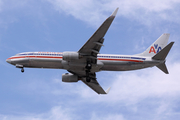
left=105, top=87, right=111, bottom=94
left=111, top=7, right=119, bottom=17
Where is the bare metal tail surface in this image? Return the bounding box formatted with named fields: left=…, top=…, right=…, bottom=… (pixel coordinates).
left=139, top=33, right=170, bottom=57
left=138, top=33, right=174, bottom=74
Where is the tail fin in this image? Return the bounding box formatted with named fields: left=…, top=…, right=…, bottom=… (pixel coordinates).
left=152, top=42, right=174, bottom=74
left=139, top=33, right=170, bottom=57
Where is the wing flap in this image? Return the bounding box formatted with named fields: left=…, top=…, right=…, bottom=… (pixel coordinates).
left=81, top=78, right=108, bottom=94
left=78, top=8, right=119, bottom=64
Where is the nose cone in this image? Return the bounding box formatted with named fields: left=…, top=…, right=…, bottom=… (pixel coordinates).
left=6, top=59, right=11, bottom=64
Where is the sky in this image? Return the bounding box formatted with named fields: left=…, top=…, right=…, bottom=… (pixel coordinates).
left=1, top=0, right=180, bottom=120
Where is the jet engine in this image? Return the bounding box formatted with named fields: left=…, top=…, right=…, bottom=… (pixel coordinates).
left=62, top=73, right=79, bottom=82
left=63, top=52, right=80, bottom=61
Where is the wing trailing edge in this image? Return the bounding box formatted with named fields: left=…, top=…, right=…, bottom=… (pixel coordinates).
left=78, top=8, right=119, bottom=64
left=81, top=78, right=111, bottom=94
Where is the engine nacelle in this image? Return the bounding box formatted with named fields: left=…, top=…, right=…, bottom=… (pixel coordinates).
left=63, top=52, right=79, bottom=61
left=62, top=73, right=79, bottom=82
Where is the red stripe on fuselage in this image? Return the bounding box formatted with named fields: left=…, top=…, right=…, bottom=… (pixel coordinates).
left=98, top=58, right=143, bottom=62
left=7, top=56, right=63, bottom=60
left=7, top=56, right=143, bottom=63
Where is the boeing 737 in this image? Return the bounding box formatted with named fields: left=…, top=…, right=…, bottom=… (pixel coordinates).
left=6, top=8, right=174, bottom=94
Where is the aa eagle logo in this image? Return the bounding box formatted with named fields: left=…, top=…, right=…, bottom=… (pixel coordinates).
left=149, top=44, right=162, bottom=53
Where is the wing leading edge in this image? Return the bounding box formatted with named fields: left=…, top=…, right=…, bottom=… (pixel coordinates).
left=77, top=8, right=118, bottom=94
left=78, top=7, right=119, bottom=64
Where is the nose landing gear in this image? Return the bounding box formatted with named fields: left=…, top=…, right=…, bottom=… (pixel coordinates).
left=21, top=68, right=24, bottom=73
left=15, top=64, right=24, bottom=73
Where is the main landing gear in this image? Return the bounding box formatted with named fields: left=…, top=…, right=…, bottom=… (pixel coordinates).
left=86, top=76, right=91, bottom=82
left=85, top=62, right=92, bottom=82
left=86, top=70, right=91, bottom=82
left=86, top=63, right=92, bottom=70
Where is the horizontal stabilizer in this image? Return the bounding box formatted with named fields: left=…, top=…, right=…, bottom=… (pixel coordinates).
left=152, top=42, right=174, bottom=60
left=153, top=42, right=174, bottom=74
left=156, top=61, right=169, bottom=74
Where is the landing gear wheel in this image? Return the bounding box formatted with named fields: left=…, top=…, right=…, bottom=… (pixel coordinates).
left=21, top=68, right=24, bottom=73
left=86, top=63, right=92, bottom=70
left=86, top=77, right=91, bottom=82
left=85, top=61, right=92, bottom=82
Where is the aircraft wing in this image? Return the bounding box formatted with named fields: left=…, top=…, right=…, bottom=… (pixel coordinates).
left=78, top=8, right=119, bottom=64
left=68, top=8, right=118, bottom=94
left=81, top=75, right=111, bottom=94
left=68, top=70, right=110, bottom=94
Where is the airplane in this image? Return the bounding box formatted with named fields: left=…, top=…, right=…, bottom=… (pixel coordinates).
left=6, top=8, right=174, bottom=94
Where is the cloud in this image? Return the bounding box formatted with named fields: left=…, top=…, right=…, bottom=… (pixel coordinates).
left=0, top=106, right=74, bottom=120
left=0, top=105, right=127, bottom=120
left=47, top=0, right=180, bottom=26
left=1, top=1, right=180, bottom=119
left=61, top=61, right=180, bottom=119
left=90, top=113, right=126, bottom=120
left=2, top=53, right=179, bottom=120
left=27, top=57, right=179, bottom=120
left=0, top=0, right=179, bottom=28
left=48, top=59, right=180, bottom=106
left=0, top=0, right=50, bottom=30
left=46, top=0, right=107, bottom=27
left=0, top=0, right=28, bottom=28
left=78, top=61, right=180, bottom=102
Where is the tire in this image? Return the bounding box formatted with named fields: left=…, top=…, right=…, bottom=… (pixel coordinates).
left=86, top=63, right=92, bottom=70
left=86, top=77, right=91, bottom=82
left=21, top=68, right=24, bottom=73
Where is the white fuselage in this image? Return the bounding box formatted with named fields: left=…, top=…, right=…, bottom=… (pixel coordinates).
left=6, top=51, right=161, bottom=73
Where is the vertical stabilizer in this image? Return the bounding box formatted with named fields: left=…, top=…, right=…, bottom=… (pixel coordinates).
left=139, top=33, right=170, bottom=57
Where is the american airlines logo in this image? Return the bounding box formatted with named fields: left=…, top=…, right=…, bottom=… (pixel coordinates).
left=149, top=44, right=162, bottom=53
